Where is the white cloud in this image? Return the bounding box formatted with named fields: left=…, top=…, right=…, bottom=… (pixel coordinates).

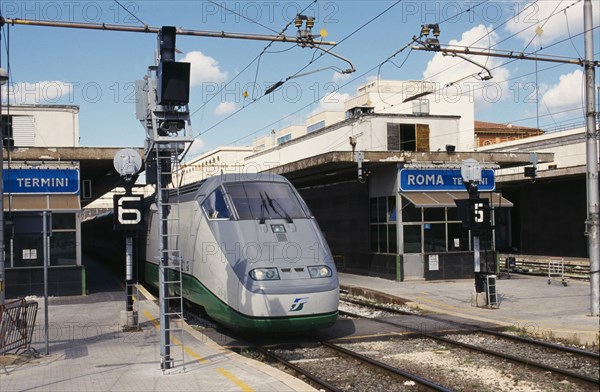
left=422, top=25, right=510, bottom=108
left=540, top=70, right=584, bottom=114
left=213, top=101, right=236, bottom=116
left=2, top=81, right=73, bottom=104
left=310, top=91, right=351, bottom=115
left=504, top=1, right=597, bottom=46
left=186, top=138, right=206, bottom=157
left=332, top=71, right=351, bottom=83
left=181, top=51, right=228, bottom=86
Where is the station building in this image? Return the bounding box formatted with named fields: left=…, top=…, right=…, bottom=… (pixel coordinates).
left=2, top=104, right=136, bottom=297
left=178, top=80, right=555, bottom=281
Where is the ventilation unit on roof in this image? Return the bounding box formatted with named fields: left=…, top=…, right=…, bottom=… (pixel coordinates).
left=345, top=106, right=375, bottom=119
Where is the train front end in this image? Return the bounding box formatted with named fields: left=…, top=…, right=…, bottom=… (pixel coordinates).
left=200, top=173, right=339, bottom=333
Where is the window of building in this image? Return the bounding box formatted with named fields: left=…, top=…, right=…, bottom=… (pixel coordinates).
left=387, top=123, right=430, bottom=151
left=424, top=223, right=446, bottom=253
left=2, top=115, right=13, bottom=146
left=2, top=115, right=35, bottom=146
left=276, top=134, right=291, bottom=144
left=401, top=196, right=467, bottom=253
left=369, top=196, right=397, bottom=254
left=7, top=212, right=78, bottom=267
left=307, top=120, right=325, bottom=133
left=412, top=99, right=430, bottom=115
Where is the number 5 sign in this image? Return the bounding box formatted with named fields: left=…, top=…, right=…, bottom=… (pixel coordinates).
left=114, top=194, right=145, bottom=231
left=455, top=198, right=490, bottom=231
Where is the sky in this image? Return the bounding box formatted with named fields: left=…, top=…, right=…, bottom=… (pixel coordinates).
left=0, top=0, right=598, bottom=158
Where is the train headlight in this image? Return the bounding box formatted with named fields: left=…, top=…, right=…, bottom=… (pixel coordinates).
left=308, top=265, right=332, bottom=278
left=250, top=268, right=280, bottom=281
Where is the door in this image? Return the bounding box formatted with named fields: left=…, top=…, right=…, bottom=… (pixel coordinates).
left=402, top=224, right=424, bottom=280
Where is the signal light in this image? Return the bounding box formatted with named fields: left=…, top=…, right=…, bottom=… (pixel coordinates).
left=524, top=166, right=537, bottom=179
left=158, top=120, right=185, bottom=135
left=157, top=61, right=191, bottom=106
left=159, top=26, right=177, bottom=62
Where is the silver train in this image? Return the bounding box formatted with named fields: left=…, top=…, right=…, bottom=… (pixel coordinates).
left=144, top=173, right=339, bottom=332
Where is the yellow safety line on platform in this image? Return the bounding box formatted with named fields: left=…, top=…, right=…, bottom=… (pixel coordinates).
left=142, top=310, right=209, bottom=364
left=217, top=368, right=255, bottom=392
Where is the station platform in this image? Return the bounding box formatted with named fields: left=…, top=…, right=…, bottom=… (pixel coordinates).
left=0, top=289, right=315, bottom=392
left=339, top=272, right=600, bottom=346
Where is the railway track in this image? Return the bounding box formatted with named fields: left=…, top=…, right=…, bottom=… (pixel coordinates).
left=183, top=294, right=598, bottom=390
left=340, top=295, right=599, bottom=359
left=256, top=342, right=452, bottom=392
left=339, top=299, right=599, bottom=388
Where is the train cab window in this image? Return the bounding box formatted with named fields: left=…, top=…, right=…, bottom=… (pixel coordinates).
left=202, top=188, right=231, bottom=220
left=224, top=182, right=308, bottom=221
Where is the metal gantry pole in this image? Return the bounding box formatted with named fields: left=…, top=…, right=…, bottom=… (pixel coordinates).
left=43, top=211, right=49, bottom=355
left=157, top=148, right=172, bottom=369
left=125, top=236, right=133, bottom=312
left=583, top=0, right=599, bottom=317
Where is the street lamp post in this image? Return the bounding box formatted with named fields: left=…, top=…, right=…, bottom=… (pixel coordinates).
left=0, top=67, right=8, bottom=305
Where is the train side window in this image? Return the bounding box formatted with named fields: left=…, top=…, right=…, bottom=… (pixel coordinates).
left=202, top=188, right=231, bottom=220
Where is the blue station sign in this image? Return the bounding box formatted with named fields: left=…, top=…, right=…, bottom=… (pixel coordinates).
left=399, top=168, right=495, bottom=192
left=4, top=168, right=80, bottom=194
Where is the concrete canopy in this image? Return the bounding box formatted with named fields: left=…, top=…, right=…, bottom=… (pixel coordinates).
left=3, top=146, right=144, bottom=207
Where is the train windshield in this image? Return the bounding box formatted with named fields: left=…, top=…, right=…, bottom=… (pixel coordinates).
left=224, top=181, right=309, bottom=221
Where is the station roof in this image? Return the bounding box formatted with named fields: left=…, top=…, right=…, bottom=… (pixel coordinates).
left=268, top=150, right=554, bottom=188
left=4, top=147, right=555, bottom=207
left=4, top=146, right=144, bottom=207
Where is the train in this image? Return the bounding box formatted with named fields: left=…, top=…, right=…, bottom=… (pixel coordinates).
left=143, top=173, right=339, bottom=333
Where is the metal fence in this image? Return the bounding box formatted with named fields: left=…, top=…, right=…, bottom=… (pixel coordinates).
left=0, top=298, right=38, bottom=355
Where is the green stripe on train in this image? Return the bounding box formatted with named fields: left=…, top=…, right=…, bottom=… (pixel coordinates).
left=144, top=262, right=337, bottom=332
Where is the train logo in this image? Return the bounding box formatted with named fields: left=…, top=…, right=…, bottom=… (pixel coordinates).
left=289, top=297, right=309, bottom=312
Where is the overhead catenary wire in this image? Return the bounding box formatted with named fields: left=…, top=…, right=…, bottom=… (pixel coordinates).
left=196, top=1, right=403, bottom=139
left=189, top=0, right=319, bottom=118
left=411, top=0, right=585, bottom=92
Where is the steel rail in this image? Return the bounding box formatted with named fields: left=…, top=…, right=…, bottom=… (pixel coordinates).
left=321, top=341, right=453, bottom=392
left=340, top=297, right=600, bottom=359
left=254, top=346, right=343, bottom=392
left=339, top=309, right=600, bottom=386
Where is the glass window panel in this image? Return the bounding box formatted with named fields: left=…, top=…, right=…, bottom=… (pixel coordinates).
left=447, top=223, right=466, bottom=251
left=424, top=223, right=446, bottom=253
left=50, top=232, right=77, bottom=265
left=378, top=225, right=387, bottom=253
left=12, top=234, right=44, bottom=267
left=447, top=207, right=459, bottom=221
left=202, top=187, right=232, bottom=220
left=388, top=196, right=397, bottom=222
left=388, top=224, right=397, bottom=254
left=403, top=225, right=421, bottom=253
left=402, top=197, right=421, bottom=222
left=52, top=213, right=76, bottom=230
left=369, top=198, right=378, bottom=223
left=370, top=225, right=379, bottom=252
left=423, top=207, right=445, bottom=222
left=377, top=197, right=386, bottom=223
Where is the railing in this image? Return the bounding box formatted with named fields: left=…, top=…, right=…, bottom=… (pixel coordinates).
left=499, top=254, right=590, bottom=280
left=0, top=298, right=38, bottom=356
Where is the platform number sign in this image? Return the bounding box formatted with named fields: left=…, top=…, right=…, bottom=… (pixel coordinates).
left=455, top=198, right=490, bottom=231
left=114, top=194, right=145, bottom=231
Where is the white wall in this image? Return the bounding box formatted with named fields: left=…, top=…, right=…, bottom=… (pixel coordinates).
left=244, top=115, right=461, bottom=169
left=479, top=126, right=595, bottom=177
left=180, top=147, right=254, bottom=184
left=4, top=105, right=79, bottom=147
left=345, top=80, right=475, bottom=151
